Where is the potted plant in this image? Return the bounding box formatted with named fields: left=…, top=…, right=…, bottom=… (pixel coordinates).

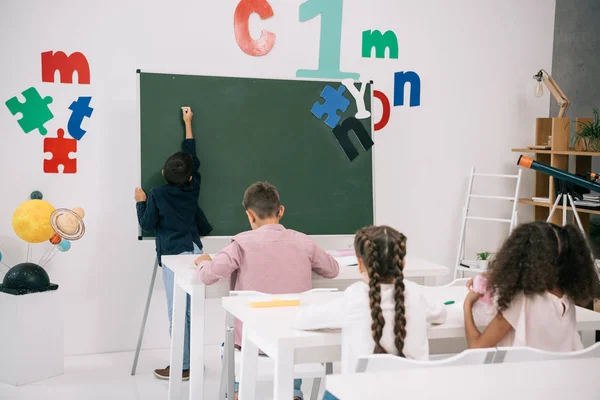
left=572, top=109, right=600, bottom=152
left=476, top=251, right=492, bottom=271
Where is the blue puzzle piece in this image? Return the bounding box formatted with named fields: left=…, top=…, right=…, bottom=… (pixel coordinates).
left=5, top=87, right=54, bottom=135
left=67, top=96, right=94, bottom=140
left=311, top=85, right=350, bottom=128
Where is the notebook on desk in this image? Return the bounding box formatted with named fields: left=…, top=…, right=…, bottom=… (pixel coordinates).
left=330, top=249, right=355, bottom=257
left=335, top=256, right=358, bottom=266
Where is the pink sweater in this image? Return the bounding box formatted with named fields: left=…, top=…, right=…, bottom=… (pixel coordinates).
left=196, top=224, right=340, bottom=345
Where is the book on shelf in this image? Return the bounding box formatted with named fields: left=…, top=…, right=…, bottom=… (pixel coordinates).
left=573, top=200, right=600, bottom=208
left=531, top=197, right=550, bottom=204
left=583, top=192, right=600, bottom=201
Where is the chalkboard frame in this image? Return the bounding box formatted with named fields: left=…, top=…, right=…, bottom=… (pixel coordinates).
left=136, top=70, right=376, bottom=239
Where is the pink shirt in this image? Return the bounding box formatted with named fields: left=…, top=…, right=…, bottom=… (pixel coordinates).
left=196, top=224, right=340, bottom=345
left=498, top=292, right=583, bottom=352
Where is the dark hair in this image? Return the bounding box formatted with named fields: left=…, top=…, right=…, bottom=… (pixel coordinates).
left=354, top=225, right=407, bottom=356
left=242, top=181, right=281, bottom=219
left=488, top=222, right=599, bottom=312
left=163, top=152, right=193, bottom=186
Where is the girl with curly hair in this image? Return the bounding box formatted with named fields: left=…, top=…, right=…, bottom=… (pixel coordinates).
left=294, top=225, right=447, bottom=375
left=464, top=222, right=599, bottom=351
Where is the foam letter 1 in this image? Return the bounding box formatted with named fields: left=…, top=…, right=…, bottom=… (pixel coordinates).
left=296, top=0, right=359, bottom=80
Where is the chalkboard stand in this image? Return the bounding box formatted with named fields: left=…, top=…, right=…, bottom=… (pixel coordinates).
left=131, top=256, right=159, bottom=375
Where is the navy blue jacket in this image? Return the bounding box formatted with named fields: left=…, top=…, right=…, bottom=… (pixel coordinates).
left=136, top=139, right=212, bottom=265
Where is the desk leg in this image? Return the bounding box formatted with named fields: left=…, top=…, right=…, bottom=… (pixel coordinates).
left=190, top=285, right=205, bottom=400
left=581, top=330, right=595, bottom=348
left=238, top=329, right=258, bottom=400
left=168, top=281, right=186, bottom=399
left=273, top=346, right=294, bottom=400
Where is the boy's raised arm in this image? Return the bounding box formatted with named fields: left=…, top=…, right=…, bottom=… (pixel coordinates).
left=181, top=106, right=200, bottom=173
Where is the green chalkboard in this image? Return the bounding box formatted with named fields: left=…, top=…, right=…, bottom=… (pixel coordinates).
left=139, top=72, right=373, bottom=237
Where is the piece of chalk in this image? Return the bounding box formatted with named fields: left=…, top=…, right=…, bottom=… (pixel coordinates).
left=444, top=300, right=455, bottom=305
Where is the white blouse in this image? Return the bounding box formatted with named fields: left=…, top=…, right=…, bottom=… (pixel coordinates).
left=293, top=280, right=447, bottom=374
left=498, top=292, right=583, bottom=351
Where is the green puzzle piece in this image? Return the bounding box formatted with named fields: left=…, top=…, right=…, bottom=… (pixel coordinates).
left=5, top=87, right=54, bottom=135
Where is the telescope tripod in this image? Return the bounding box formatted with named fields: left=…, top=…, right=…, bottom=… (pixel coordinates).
left=547, top=183, right=585, bottom=233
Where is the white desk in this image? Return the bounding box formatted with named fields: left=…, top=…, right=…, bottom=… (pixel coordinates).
left=162, top=253, right=451, bottom=399
left=325, top=358, right=599, bottom=400
left=222, top=288, right=600, bottom=400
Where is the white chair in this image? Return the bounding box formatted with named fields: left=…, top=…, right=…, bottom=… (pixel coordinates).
left=218, top=288, right=337, bottom=400
left=356, top=348, right=496, bottom=372
left=493, top=342, right=600, bottom=363
left=415, top=278, right=471, bottom=360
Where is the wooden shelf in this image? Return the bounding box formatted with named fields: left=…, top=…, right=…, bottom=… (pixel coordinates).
left=519, top=198, right=600, bottom=215
left=511, top=148, right=600, bottom=156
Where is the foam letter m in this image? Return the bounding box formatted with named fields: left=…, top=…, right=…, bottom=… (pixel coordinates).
left=42, top=51, right=90, bottom=84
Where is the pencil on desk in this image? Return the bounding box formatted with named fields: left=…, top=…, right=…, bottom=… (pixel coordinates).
left=249, top=298, right=301, bottom=308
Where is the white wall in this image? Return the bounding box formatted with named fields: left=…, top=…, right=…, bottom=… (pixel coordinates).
left=0, top=0, right=555, bottom=355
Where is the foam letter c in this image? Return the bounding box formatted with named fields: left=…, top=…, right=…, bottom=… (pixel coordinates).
left=234, top=0, right=276, bottom=56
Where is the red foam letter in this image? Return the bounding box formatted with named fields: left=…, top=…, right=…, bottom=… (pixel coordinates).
left=234, top=0, right=276, bottom=56
left=42, top=51, right=90, bottom=84
left=373, top=90, right=391, bottom=131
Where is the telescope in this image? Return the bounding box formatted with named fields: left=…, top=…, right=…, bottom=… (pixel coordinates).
left=517, top=155, right=600, bottom=231
left=517, top=155, right=600, bottom=193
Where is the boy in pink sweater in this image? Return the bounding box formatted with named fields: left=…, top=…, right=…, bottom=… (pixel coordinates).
left=194, top=181, right=339, bottom=400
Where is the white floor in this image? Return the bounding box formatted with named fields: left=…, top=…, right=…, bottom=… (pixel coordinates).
left=0, top=345, right=321, bottom=400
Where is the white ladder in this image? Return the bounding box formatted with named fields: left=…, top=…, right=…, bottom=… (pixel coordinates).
left=453, top=168, right=522, bottom=279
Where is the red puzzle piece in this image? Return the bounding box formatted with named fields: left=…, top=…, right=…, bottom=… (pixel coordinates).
left=44, top=128, right=77, bottom=173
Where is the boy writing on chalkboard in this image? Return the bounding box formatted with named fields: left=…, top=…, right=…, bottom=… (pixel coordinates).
left=135, top=106, right=212, bottom=381
left=194, top=181, right=339, bottom=400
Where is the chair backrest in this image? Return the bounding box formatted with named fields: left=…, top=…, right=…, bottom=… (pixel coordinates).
left=441, top=278, right=470, bottom=288
left=356, top=348, right=496, bottom=372
left=494, top=342, right=600, bottom=363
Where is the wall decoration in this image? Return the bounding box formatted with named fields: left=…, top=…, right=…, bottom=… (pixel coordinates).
left=362, top=30, right=399, bottom=59
left=373, top=90, right=390, bottom=131
left=41, top=51, right=90, bottom=84
left=233, top=0, right=276, bottom=56
left=342, top=79, right=370, bottom=119
left=5, top=87, right=54, bottom=135
left=332, top=117, right=373, bottom=161
left=394, top=71, right=421, bottom=107
left=43, top=129, right=77, bottom=174
left=5, top=50, right=93, bottom=174
left=231, top=0, right=422, bottom=132
left=67, top=96, right=94, bottom=140
left=296, top=0, right=359, bottom=80
left=310, top=84, right=350, bottom=128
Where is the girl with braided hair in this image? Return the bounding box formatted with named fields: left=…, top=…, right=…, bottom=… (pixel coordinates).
left=464, top=222, right=599, bottom=351
left=294, top=225, right=447, bottom=375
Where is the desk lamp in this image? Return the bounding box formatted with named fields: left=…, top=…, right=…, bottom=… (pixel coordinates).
left=533, top=69, right=570, bottom=117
